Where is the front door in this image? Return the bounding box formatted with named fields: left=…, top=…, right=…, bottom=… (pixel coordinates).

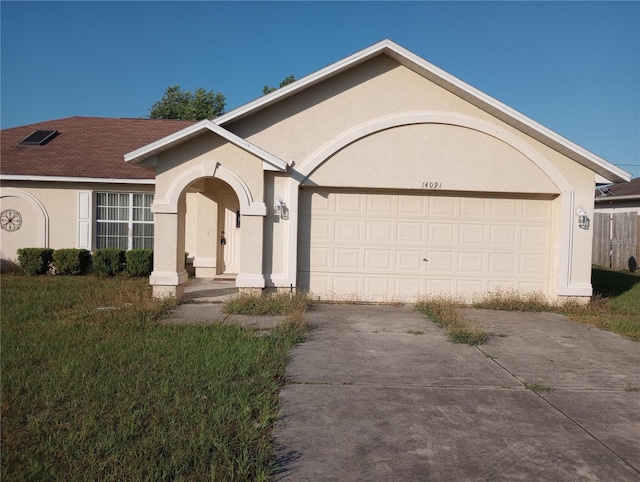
left=221, top=192, right=241, bottom=274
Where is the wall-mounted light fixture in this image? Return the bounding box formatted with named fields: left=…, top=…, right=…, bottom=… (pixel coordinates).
left=274, top=198, right=288, bottom=219
left=576, top=208, right=590, bottom=230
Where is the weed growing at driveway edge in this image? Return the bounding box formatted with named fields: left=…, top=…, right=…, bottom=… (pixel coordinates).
left=224, top=290, right=313, bottom=317
left=471, top=269, right=640, bottom=343
left=524, top=382, right=555, bottom=393
left=415, top=297, right=488, bottom=346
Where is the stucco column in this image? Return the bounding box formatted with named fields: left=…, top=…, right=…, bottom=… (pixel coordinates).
left=236, top=214, right=265, bottom=288
left=150, top=194, right=188, bottom=299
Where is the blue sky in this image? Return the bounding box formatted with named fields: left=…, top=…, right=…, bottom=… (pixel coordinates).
left=2, top=1, right=638, bottom=178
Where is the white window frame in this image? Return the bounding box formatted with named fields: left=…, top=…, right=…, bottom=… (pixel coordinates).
left=95, top=192, right=154, bottom=250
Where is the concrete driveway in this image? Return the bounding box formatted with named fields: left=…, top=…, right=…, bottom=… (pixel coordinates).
left=273, top=304, right=640, bottom=481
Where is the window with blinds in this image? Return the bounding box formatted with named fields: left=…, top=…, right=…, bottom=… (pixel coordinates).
left=96, top=192, right=154, bottom=249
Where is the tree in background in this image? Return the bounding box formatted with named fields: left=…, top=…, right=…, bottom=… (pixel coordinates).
left=149, top=85, right=226, bottom=120
left=262, top=74, right=296, bottom=95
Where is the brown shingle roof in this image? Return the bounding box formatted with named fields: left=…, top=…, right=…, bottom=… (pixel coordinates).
left=595, top=177, right=640, bottom=199
left=1, top=116, right=196, bottom=180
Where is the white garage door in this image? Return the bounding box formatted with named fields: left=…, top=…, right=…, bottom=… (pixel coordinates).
left=298, top=189, right=552, bottom=301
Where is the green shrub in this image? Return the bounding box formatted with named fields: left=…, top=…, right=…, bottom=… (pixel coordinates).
left=125, top=249, right=153, bottom=277
left=17, top=248, right=54, bottom=275
left=93, top=248, right=125, bottom=277
left=52, top=249, right=92, bottom=275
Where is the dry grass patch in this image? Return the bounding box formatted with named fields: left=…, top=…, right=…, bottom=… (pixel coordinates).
left=415, top=296, right=488, bottom=346
left=471, top=275, right=640, bottom=343
left=472, top=289, right=556, bottom=312
left=224, top=290, right=313, bottom=317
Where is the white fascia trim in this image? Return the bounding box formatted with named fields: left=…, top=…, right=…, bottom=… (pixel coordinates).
left=0, top=174, right=155, bottom=185
left=215, top=38, right=629, bottom=183
left=124, top=119, right=287, bottom=172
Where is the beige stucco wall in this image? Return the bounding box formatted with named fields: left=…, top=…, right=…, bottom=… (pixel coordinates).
left=222, top=55, right=597, bottom=297
left=0, top=193, right=41, bottom=261
left=308, top=124, right=559, bottom=193
left=0, top=182, right=155, bottom=261
left=263, top=172, right=290, bottom=276
left=154, top=135, right=265, bottom=205
left=229, top=56, right=597, bottom=193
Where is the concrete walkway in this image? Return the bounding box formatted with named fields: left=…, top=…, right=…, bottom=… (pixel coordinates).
left=183, top=277, right=240, bottom=303
left=273, top=304, right=640, bottom=481
left=165, top=278, right=289, bottom=329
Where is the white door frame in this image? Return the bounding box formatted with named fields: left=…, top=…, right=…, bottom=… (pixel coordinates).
left=219, top=191, right=241, bottom=274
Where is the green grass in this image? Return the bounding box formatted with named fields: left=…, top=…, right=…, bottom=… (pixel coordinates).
left=415, top=296, right=488, bottom=346
left=1, top=275, right=306, bottom=481
left=472, top=267, right=640, bottom=342
left=523, top=383, right=555, bottom=393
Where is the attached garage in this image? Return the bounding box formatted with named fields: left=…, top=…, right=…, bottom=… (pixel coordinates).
left=299, top=189, right=553, bottom=301
left=120, top=39, right=629, bottom=301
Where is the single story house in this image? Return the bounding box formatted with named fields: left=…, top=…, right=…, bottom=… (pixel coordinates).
left=595, top=177, right=640, bottom=214
left=1, top=116, right=195, bottom=262
left=1, top=39, right=631, bottom=301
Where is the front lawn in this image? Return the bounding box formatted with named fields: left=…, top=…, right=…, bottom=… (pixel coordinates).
left=1, top=275, right=305, bottom=480
left=567, top=267, right=640, bottom=341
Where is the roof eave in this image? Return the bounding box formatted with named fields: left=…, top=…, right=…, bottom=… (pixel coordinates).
left=0, top=174, right=155, bottom=185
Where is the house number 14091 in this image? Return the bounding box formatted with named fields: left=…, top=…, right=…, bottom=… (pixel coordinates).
left=421, top=181, right=442, bottom=189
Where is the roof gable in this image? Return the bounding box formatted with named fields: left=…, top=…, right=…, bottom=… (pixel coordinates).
left=124, top=120, right=288, bottom=172
left=215, top=39, right=630, bottom=184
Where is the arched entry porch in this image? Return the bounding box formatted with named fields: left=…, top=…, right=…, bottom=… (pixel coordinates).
left=150, top=162, right=269, bottom=299
left=122, top=121, right=288, bottom=300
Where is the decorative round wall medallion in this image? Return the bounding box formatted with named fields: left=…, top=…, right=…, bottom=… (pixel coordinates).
left=1, top=209, right=23, bottom=232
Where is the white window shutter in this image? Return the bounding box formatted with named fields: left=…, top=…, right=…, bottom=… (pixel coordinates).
left=78, top=191, right=93, bottom=250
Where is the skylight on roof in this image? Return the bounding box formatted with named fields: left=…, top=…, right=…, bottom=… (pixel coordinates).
left=19, top=130, right=58, bottom=146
